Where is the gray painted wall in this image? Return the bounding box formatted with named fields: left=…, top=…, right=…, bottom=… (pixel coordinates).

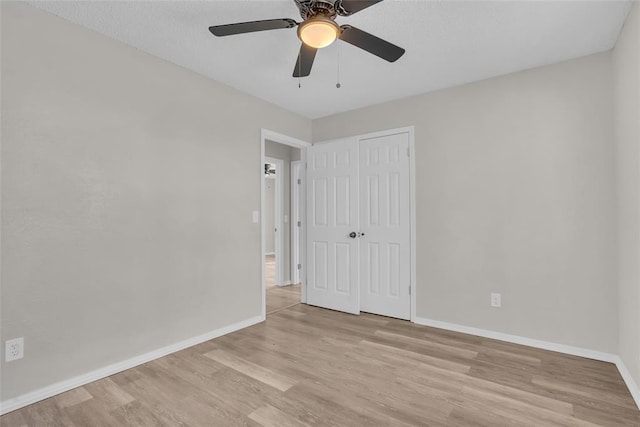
left=0, top=2, right=311, bottom=401
left=613, top=2, right=640, bottom=388
left=313, top=53, right=618, bottom=353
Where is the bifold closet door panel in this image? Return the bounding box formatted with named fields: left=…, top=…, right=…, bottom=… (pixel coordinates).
left=306, top=139, right=360, bottom=314
left=359, top=132, right=411, bottom=320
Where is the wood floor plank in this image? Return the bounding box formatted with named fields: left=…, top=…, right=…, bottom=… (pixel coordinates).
left=199, top=368, right=286, bottom=416
left=458, top=385, right=596, bottom=427
left=266, top=284, right=301, bottom=314
left=358, top=339, right=472, bottom=373
left=573, top=403, right=640, bottom=426
left=532, top=375, right=640, bottom=410
left=15, top=399, right=76, bottom=427
left=204, top=349, right=298, bottom=392
left=448, top=406, right=538, bottom=427
left=83, top=378, right=135, bottom=411
left=2, top=290, right=638, bottom=426
left=462, top=375, right=575, bottom=416
left=284, top=381, right=422, bottom=427
left=374, top=329, right=480, bottom=359
left=0, top=409, right=29, bottom=427
left=249, top=404, right=311, bottom=427
left=108, top=401, right=164, bottom=427
left=53, top=387, right=93, bottom=409
left=64, top=398, right=121, bottom=427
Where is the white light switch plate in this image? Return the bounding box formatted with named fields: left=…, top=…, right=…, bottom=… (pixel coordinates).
left=252, top=211, right=259, bottom=223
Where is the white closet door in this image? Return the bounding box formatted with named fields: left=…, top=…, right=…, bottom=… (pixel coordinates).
left=359, top=132, right=411, bottom=320
left=306, top=139, right=360, bottom=314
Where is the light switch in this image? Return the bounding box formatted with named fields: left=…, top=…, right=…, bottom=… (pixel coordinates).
left=252, top=211, right=259, bottom=223
left=284, top=215, right=288, bottom=223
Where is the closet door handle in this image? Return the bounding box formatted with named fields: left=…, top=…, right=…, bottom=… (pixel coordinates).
left=349, top=232, right=357, bottom=238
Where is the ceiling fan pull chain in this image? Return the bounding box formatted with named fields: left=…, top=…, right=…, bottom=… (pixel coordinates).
left=298, top=49, right=302, bottom=88
left=336, top=39, right=341, bottom=88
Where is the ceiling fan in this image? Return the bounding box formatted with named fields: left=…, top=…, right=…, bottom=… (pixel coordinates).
left=209, top=0, right=405, bottom=78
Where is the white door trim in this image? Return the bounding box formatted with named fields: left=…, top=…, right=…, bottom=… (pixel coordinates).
left=291, top=160, right=302, bottom=285
left=265, top=171, right=276, bottom=256
left=265, top=156, right=284, bottom=287
left=260, top=130, right=311, bottom=320
left=309, top=126, right=416, bottom=322
left=408, top=127, right=417, bottom=323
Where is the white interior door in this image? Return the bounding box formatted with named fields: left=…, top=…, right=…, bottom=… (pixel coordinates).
left=359, top=133, right=411, bottom=320
left=306, top=139, right=359, bottom=314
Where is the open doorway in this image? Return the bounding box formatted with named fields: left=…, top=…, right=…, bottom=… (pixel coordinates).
left=264, top=146, right=301, bottom=314
left=261, top=130, right=310, bottom=318
left=264, top=157, right=282, bottom=290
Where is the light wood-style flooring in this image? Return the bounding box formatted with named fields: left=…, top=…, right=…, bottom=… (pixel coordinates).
left=265, top=255, right=276, bottom=289
left=266, top=284, right=301, bottom=315
left=2, top=301, right=639, bottom=426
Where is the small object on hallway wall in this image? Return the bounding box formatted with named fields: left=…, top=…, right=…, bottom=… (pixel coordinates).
left=265, top=163, right=276, bottom=176
left=252, top=211, right=260, bottom=223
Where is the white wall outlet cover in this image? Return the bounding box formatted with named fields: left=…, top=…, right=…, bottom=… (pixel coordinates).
left=491, top=293, right=502, bottom=308
left=5, top=337, right=24, bottom=362
left=252, top=210, right=259, bottom=223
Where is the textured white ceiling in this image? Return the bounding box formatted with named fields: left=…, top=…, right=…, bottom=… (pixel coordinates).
left=29, top=0, right=632, bottom=119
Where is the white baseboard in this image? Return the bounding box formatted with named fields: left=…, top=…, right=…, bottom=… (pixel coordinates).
left=613, top=356, right=640, bottom=409
left=413, top=317, right=617, bottom=362
left=0, top=315, right=263, bottom=415
left=413, top=317, right=639, bottom=410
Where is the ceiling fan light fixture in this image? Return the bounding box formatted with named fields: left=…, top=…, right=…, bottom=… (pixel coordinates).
left=209, top=0, right=405, bottom=78
left=297, top=17, right=339, bottom=49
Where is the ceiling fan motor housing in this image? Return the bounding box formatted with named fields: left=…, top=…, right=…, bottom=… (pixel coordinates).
left=296, top=0, right=338, bottom=20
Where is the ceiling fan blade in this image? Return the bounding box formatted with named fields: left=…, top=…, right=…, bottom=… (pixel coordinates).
left=336, top=0, right=383, bottom=16
left=209, top=18, right=297, bottom=37
left=339, top=25, right=405, bottom=62
left=293, top=43, right=317, bottom=77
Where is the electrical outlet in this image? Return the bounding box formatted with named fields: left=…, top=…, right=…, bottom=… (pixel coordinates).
left=491, top=293, right=501, bottom=308
left=5, top=337, right=24, bottom=362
